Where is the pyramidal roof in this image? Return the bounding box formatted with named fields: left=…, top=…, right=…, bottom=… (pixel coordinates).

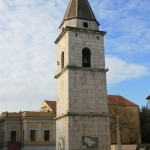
left=62, top=0, right=99, bottom=24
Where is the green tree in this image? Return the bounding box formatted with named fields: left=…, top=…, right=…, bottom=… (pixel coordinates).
left=140, top=105, right=150, bottom=143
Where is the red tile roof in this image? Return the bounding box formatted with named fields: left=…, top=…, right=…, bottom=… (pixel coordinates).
left=44, top=95, right=138, bottom=114
left=108, top=95, right=138, bottom=106
left=45, top=101, right=56, bottom=114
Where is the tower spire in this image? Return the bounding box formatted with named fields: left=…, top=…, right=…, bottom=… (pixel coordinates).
left=60, top=0, right=100, bottom=29
left=64, top=0, right=98, bottom=21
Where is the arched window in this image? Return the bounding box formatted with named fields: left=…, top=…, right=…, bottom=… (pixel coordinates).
left=82, top=48, right=91, bottom=67
left=61, top=52, right=64, bottom=69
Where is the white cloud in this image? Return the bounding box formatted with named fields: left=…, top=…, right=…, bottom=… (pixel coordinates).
left=106, top=56, right=149, bottom=85
left=0, top=0, right=65, bottom=112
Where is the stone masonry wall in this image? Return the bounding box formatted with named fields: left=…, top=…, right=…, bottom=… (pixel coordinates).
left=68, top=69, right=108, bottom=114
left=68, top=115, right=110, bottom=150
left=56, top=20, right=110, bottom=150
left=60, top=19, right=99, bottom=32
left=56, top=115, right=111, bottom=150
left=57, top=32, right=69, bottom=73
left=68, top=30, right=105, bottom=69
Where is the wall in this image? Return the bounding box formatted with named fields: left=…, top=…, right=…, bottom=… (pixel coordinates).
left=111, top=145, right=137, bottom=150
left=110, top=105, right=141, bottom=144
left=22, top=146, right=55, bottom=150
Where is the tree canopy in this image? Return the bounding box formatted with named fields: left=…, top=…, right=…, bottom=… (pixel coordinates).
left=140, top=105, right=150, bottom=144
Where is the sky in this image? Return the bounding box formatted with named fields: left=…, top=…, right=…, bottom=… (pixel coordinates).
left=0, top=0, right=149, bottom=112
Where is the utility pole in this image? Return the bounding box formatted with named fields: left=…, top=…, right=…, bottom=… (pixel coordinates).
left=116, top=116, right=122, bottom=150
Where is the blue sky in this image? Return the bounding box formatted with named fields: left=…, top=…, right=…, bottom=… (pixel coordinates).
left=0, top=0, right=149, bottom=112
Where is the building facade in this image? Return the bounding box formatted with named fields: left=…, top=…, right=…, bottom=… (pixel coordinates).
left=0, top=95, right=141, bottom=150
left=108, top=95, right=141, bottom=144
left=55, top=0, right=111, bottom=149
left=0, top=111, right=55, bottom=150
left=43, top=96, right=142, bottom=146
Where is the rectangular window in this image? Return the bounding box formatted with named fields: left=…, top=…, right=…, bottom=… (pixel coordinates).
left=30, top=130, right=36, bottom=141
left=44, top=130, right=49, bottom=141
left=11, top=131, right=16, bottom=142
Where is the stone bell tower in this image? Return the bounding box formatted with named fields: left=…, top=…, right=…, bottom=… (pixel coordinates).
left=55, top=0, right=111, bottom=150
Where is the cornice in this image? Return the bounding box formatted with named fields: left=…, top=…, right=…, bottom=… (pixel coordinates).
left=55, top=26, right=106, bottom=44
left=54, top=65, right=108, bottom=79
left=55, top=112, right=110, bottom=120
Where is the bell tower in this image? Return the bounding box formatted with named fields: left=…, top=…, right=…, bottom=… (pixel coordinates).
left=55, top=0, right=111, bottom=149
